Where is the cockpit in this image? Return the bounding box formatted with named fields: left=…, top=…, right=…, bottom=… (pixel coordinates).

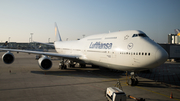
left=132, top=33, right=148, bottom=38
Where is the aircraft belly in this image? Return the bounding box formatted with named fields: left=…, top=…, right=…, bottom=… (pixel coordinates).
left=89, top=59, right=139, bottom=71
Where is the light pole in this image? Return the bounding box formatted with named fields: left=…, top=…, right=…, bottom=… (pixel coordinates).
left=48, top=38, right=50, bottom=43
left=30, top=33, right=33, bottom=42
left=8, top=37, right=10, bottom=42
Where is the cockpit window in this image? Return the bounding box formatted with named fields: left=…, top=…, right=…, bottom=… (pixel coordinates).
left=132, top=33, right=148, bottom=38
left=132, top=34, right=138, bottom=37
left=139, top=33, right=148, bottom=37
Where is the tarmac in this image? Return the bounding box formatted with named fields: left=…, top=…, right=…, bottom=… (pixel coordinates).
left=0, top=52, right=180, bottom=101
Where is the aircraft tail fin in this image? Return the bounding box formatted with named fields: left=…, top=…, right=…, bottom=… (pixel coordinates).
left=175, top=29, right=180, bottom=36
left=55, top=23, right=62, bottom=41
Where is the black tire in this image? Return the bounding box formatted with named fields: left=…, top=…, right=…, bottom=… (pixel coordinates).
left=128, top=78, right=134, bottom=86
left=70, top=64, right=75, bottom=68
left=61, top=66, right=64, bottom=69
left=59, top=65, right=62, bottom=70
left=80, top=64, right=85, bottom=68
left=134, top=78, right=139, bottom=86
left=64, top=65, right=67, bottom=69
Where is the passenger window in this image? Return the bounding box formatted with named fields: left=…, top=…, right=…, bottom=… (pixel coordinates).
left=139, top=52, right=141, bottom=55
left=145, top=53, right=147, bottom=55
left=136, top=53, right=138, bottom=55
left=148, top=53, right=150, bottom=56
left=142, top=53, right=144, bottom=55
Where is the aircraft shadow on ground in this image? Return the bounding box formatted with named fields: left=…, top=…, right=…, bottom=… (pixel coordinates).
left=31, top=67, right=180, bottom=89
left=30, top=67, right=123, bottom=79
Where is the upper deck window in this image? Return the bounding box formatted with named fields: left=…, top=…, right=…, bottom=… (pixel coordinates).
left=132, top=33, right=148, bottom=38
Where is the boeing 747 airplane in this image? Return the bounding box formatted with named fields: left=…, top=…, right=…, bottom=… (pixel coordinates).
left=0, top=23, right=168, bottom=86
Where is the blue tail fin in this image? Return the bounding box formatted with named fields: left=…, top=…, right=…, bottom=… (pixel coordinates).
left=55, top=23, right=62, bottom=41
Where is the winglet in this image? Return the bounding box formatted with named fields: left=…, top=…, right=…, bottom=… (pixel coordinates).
left=55, top=23, right=62, bottom=41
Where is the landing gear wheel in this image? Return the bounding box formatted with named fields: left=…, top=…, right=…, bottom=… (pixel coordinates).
left=128, top=78, right=135, bottom=86
left=92, top=65, right=99, bottom=68
left=70, top=64, right=75, bottom=68
left=59, top=65, right=62, bottom=70
left=127, top=72, right=139, bottom=86
left=80, top=64, right=86, bottom=68
left=134, top=78, right=138, bottom=85
left=128, top=78, right=138, bottom=86
left=64, top=65, right=67, bottom=69
left=62, top=65, right=67, bottom=69
left=59, top=64, right=67, bottom=70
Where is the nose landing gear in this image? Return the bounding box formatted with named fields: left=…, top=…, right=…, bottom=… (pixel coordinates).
left=127, top=72, right=139, bottom=86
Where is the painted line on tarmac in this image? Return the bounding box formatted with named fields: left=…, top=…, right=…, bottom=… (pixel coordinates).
left=102, top=78, right=127, bottom=82
left=136, top=86, right=180, bottom=101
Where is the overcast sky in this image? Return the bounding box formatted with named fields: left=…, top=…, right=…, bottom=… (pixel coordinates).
left=0, top=0, right=180, bottom=43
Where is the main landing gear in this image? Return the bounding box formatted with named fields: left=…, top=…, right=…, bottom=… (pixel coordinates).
left=127, top=72, right=139, bottom=86
left=59, top=59, right=76, bottom=70
left=59, top=59, right=66, bottom=69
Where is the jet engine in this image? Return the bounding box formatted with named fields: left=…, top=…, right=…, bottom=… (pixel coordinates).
left=38, top=55, right=52, bottom=70
left=2, top=51, right=14, bottom=64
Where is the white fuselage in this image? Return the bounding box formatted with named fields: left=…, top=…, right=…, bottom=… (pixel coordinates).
left=54, top=30, right=168, bottom=71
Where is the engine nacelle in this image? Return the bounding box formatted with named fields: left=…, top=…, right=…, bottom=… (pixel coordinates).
left=2, top=51, right=14, bottom=64
left=38, top=55, right=52, bottom=70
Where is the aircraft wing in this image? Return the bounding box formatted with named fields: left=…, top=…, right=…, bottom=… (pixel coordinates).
left=0, top=48, right=80, bottom=59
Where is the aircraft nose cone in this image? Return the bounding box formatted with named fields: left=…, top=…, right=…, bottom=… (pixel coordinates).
left=155, top=48, right=168, bottom=64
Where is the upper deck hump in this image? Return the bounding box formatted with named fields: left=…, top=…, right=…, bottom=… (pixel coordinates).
left=81, top=30, right=145, bottom=41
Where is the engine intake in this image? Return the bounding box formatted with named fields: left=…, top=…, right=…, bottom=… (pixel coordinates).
left=38, top=55, right=52, bottom=70
left=2, top=51, right=14, bottom=64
